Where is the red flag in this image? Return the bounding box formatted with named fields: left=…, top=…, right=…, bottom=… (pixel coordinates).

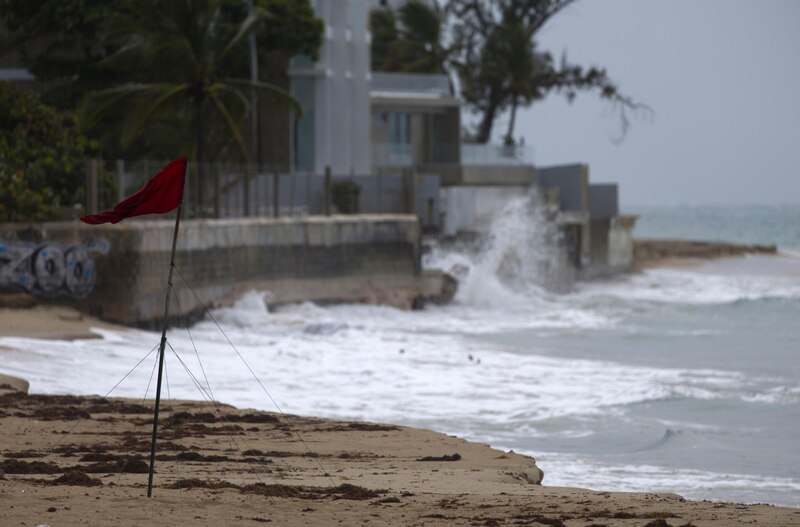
left=80, top=157, right=188, bottom=225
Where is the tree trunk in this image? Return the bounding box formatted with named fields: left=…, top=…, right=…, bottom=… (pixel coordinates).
left=475, top=86, right=503, bottom=144
left=476, top=102, right=498, bottom=144
left=504, top=97, right=518, bottom=144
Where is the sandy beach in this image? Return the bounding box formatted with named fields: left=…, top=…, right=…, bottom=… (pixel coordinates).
left=1, top=379, right=799, bottom=527
left=2, top=276, right=800, bottom=526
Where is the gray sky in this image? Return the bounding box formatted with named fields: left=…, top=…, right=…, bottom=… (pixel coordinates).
left=504, top=0, right=800, bottom=206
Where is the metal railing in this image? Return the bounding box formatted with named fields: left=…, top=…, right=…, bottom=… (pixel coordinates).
left=460, top=143, right=535, bottom=166
left=370, top=142, right=535, bottom=167
left=87, top=160, right=438, bottom=222
left=370, top=72, right=451, bottom=96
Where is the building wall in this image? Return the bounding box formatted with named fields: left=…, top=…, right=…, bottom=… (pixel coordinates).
left=291, top=0, right=372, bottom=174
left=589, top=219, right=610, bottom=266
left=608, top=215, right=638, bottom=271
left=588, top=184, right=619, bottom=220
left=537, top=164, right=589, bottom=213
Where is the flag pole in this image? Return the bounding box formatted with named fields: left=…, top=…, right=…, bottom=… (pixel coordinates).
left=146, top=188, right=185, bottom=497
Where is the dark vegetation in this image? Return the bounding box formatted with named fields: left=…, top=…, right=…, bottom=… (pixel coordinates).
left=371, top=0, right=647, bottom=144
left=0, top=0, right=323, bottom=219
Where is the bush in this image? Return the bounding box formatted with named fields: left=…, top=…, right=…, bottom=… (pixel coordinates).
left=0, top=81, right=97, bottom=221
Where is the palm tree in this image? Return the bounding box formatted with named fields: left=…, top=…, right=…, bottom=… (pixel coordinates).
left=80, top=0, right=300, bottom=214
left=371, top=1, right=456, bottom=87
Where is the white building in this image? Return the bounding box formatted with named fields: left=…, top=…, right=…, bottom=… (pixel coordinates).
left=289, top=0, right=372, bottom=175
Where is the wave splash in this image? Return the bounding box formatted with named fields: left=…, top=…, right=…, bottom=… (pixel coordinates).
left=425, top=189, right=573, bottom=308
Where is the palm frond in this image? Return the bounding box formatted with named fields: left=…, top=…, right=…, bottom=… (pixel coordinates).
left=120, top=84, right=190, bottom=147
left=223, top=78, right=301, bottom=116
left=208, top=7, right=265, bottom=76
left=208, top=89, right=249, bottom=161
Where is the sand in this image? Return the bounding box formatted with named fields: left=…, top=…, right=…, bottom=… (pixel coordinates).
left=0, top=379, right=798, bottom=526
left=1, top=297, right=799, bottom=526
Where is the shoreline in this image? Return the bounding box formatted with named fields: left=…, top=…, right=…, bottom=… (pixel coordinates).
left=1, top=377, right=798, bottom=526
left=2, top=250, right=799, bottom=525
left=633, top=238, right=778, bottom=270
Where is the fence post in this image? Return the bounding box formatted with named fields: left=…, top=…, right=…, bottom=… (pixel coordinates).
left=86, top=159, right=99, bottom=214
left=324, top=166, right=332, bottom=216
left=244, top=164, right=251, bottom=217
left=273, top=171, right=280, bottom=218
left=116, top=160, right=125, bottom=203
left=376, top=171, right=382, bottom=213
left=214, top=164, right=222, bottom=218
left=405, top=168, right=417, bottom=216
left=290, top=170, right=295, bottom=216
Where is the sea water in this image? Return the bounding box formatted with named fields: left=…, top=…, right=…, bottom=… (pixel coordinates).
left=2, top=203, right=799, bottom=507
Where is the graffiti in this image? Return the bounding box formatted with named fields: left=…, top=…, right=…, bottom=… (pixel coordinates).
left=0, top=238, right=109, bottom=299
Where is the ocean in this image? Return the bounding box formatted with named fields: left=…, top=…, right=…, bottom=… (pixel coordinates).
left=2, top=204, right=799, bottom=506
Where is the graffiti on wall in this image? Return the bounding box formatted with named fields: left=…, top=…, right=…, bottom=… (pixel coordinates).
left=0, top=239, right=109, bottom=299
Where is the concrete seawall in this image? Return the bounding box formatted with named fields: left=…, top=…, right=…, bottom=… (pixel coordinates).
left=0, top=215, right=453, bottom=327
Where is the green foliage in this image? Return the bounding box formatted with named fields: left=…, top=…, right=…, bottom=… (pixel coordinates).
left=0, top=0, right=323, bottom=161
left=371, top=1, right=452, bottom=75
left=372, top=0, right=646, bottom=144
left=370, top=8, right=400, bottom=72
left=452, top=0, right=647, bottom=143
left=77, top=0, right=320, bottom=165
left=255, top=0, right=324, bottom=60
left=331, top=181, right=361, bottom=214
left=0, top=0, right=122, bottom=110
left=0, top=82, right=97, bottom=222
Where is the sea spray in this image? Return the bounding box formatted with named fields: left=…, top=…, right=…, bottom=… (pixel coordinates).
left=425, top=188, right=573, bottom=306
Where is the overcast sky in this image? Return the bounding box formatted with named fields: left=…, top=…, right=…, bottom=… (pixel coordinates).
left=504, top=0, right=800, bottom=207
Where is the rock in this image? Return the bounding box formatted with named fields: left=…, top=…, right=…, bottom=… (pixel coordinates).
left=0, top=373, right=29, bottom=394
left=512, top=468, right=544, bottom=485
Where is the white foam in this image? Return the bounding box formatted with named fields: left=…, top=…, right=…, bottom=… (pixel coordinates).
left=574, top=263, right=800, bottom=305
left=425, top=189, right=573, bottom=308
left=533, top=452, right=800, bottom=507
left=1, top=307, right=791, bottom=428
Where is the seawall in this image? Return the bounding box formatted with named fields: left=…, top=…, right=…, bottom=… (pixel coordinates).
left=0, top=215, right=454, bottom=327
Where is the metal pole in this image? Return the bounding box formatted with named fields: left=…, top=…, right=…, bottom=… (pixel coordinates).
left=273, top=172, right=280, bottom=218
left=86, top=159, right=99, bottom=214
left=324, top=166, right=332, bottom=216
left=245, top=0, right=259, bottom=216
left=146, top=198, right=184, bottom=497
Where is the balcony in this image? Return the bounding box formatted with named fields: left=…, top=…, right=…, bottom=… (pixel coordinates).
left=370, top=72, right=451, bottom=97
left=460, top=144, right=535, bottom=166
left=372, top=142, right=535, bottom=169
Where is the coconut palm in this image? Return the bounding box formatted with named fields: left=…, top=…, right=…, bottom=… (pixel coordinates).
left=372, top=1, right=456, bottom=81
left=80, top=0, right=301, bottom=213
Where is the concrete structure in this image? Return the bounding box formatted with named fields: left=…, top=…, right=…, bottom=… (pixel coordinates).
left=290, top=0, right=372, bottom=174
left=536, top=164, right=591, bottom=268
left=370, top=72, right=461, bottom=168
left=586, top=183, right=637, bottom=277
left=0, top=216, right=454, bottom=327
